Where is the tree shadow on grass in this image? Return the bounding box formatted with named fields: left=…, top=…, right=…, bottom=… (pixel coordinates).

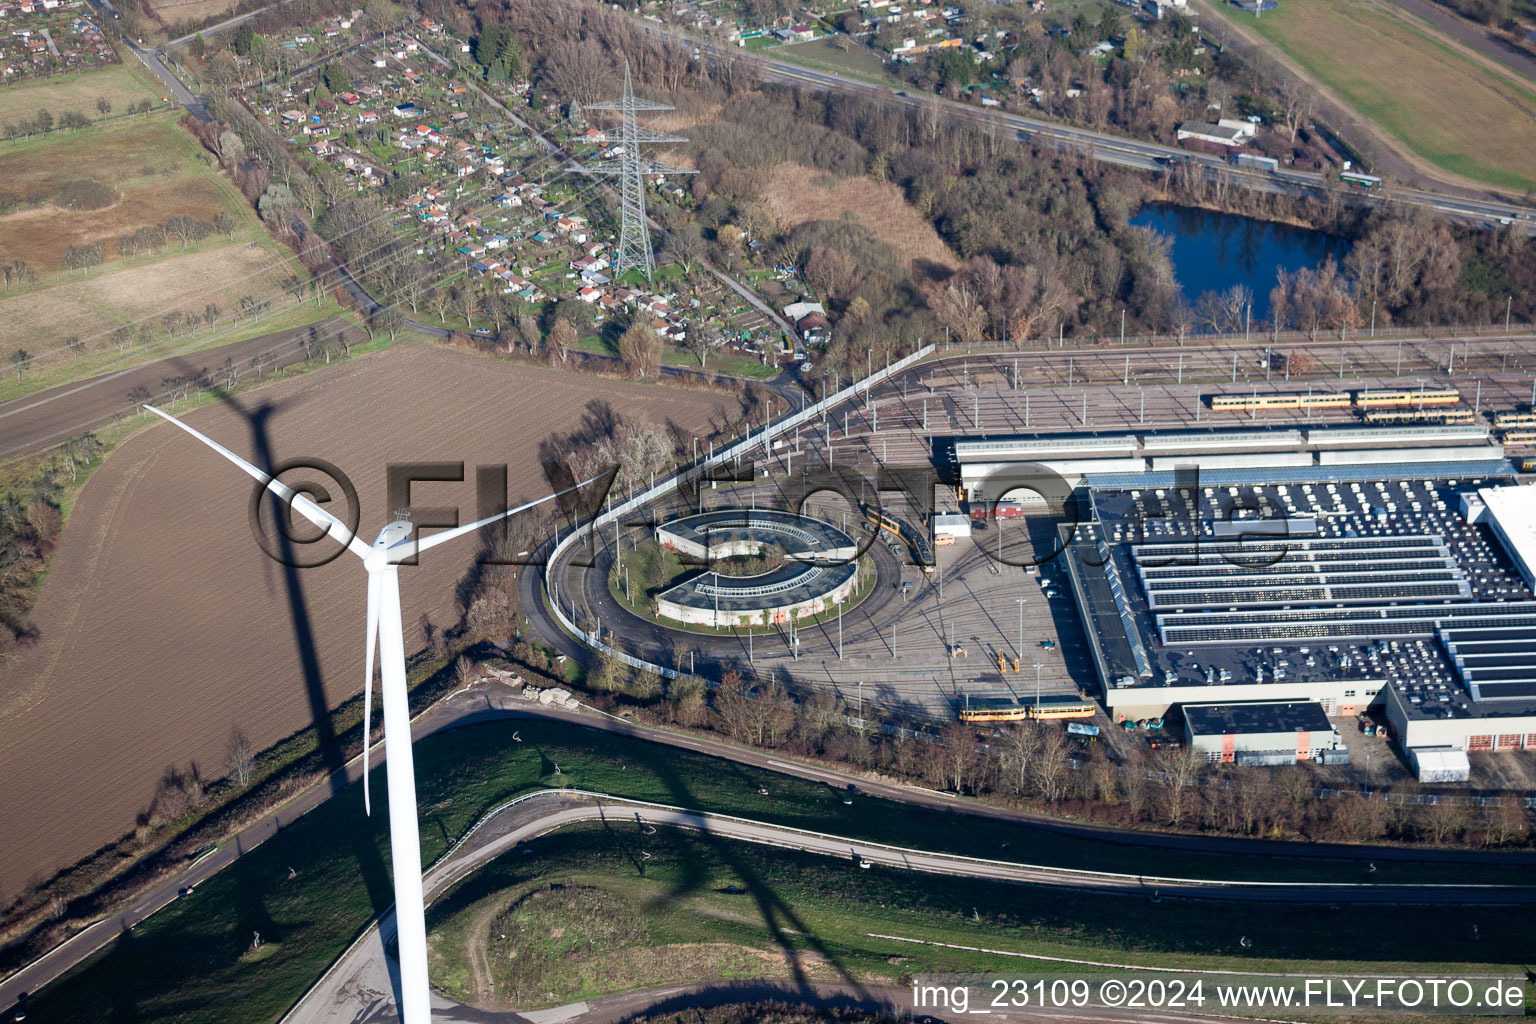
left=172, top=391, right=400, bottom=995
left=631, top=754, right=865, bottom=989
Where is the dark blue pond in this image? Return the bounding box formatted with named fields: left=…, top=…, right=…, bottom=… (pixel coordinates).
left=1132, top=204, right=1351, bottom=321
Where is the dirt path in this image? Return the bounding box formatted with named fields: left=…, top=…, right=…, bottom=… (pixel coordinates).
left=0, top=345, right=734, bottom=886
left=1379, top=0, right=1536, bottom=84
left=0, top=317, right=361, bottom=458
left=1190, top=0, right=1527, bottom=201
left=462, top=899, right=500, bottom=1006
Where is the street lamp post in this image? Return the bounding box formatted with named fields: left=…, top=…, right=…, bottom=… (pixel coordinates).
left=1016, top=597, right=1027, bottom=658
left=1034, top=661, right=1044, bottom=709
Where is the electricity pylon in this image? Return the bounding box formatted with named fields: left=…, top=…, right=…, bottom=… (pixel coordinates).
left=586, top=61, right=695, bottom=283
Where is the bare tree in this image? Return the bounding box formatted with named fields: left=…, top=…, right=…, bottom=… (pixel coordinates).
left=542, top=39, right=617, bottom=108
left=1156, top=745, right=1205, bottom=826
left=932, top=280, right=987, bottom=345
left=1030, top=727, right=1073, bottom=803
left=1233, top=767, right=1267, bottom=835
left=935, top=723, right=978, bottom=793
left=665, top=224, right=707, bottom=275
left=1481, top=798, right=1528, bottom=848
left=224, top=727, right=256, bottom=786
left=1422, top=798, right=1471, bottom=845
left=683, top=322, right=718, bottom=369
left=997, top=723, right=1044, bottom=797
left=618, top=321, right=663, bottom=378
left=1329, top=793, right=1386, bottom=843
left=547, top=319, right=576, bottom=365
left=1194, top=284, right=1252, bottom=335
left=516, top=313, right=541, bottom=356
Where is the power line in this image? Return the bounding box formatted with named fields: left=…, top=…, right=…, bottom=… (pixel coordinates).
left=585, top=61, right=694, bottom=283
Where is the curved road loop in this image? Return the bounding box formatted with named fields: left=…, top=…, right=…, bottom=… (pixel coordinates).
left=5, top=682, right=1535, bottom=1018
left=285, top=786, right=1536, bottom=1023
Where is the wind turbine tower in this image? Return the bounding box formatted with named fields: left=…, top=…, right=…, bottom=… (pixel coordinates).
left=146, top=406, right=591, bottom=1024
left=586, top=62, right=695, bottom=283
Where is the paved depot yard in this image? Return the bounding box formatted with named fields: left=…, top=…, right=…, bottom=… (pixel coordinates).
left=570, top=477, right=1091, bottom=723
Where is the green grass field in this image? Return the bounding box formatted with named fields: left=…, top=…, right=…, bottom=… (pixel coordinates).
left=777, top=36, right=896, bottom=84
left=1206, top=0, right=1536, bottom=193
left=0, top=296, right=349, bottom=405
left=25, top=718, right=1536, bottom=1023
left=0, top=113, right=337, bottom=398
left=574, top=333, right=780, bottom=380
left=0, top=61, right=164, bottom=127
left=427, top=824, right=1533, bottom=1012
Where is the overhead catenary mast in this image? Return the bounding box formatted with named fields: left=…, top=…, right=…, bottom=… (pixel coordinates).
left=585, top=61, right=695, bottom=283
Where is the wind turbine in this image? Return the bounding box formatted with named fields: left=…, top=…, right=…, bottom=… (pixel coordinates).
left=146, top=405, right=590, bottom=1024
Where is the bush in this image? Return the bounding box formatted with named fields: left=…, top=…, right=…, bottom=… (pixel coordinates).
left=54, top=179, right=118, bottom=211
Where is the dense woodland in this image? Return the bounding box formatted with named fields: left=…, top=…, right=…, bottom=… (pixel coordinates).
left=515, top=647, right=1534, bottom=850
left=424, top=0, right=1534, bottom=370
left=0, top=437, right=102, bottom=655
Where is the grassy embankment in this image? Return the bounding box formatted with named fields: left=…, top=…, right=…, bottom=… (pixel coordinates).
left=24, top=717, right=1535, bottom=1023
left=0, top=61, right=164, bottom=126
left=0, top=112, right=342, bottom=400
left=429, top=823, right=1536, bottom=1012
left=1204, top=0, right=1536, bottom=193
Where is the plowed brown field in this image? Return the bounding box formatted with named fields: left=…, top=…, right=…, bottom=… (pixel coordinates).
left=0, top=344, right=735, bottom=885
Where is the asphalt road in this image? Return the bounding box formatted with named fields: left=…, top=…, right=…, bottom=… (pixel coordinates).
left=11, top=683, right=1536, bottom=1019
left=644, top=22, right=1536, bottom=227
left=1381, top=0, right=1536, bottom=83
left=0, top=317, right=365, bottom=459
left=535, top=979, right=1256, bottom=1024
left=286, top=782, right=1536, bottom=1022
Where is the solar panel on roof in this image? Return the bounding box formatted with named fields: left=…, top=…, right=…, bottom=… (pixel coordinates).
left=1467, top=680, right=1536, bottom=700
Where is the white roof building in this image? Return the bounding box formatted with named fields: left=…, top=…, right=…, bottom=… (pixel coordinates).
left=1477, top=483, right=1536, bottom=588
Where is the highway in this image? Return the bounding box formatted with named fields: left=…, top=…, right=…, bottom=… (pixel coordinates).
left=102, top=0, right=1536, bottom=231
left=284, top=787, right=1536, bottom=1024
left=0, top=318, right=368, bottom=459
left=9, top=680, right=1536, bottom=1020
left=630, top=21, right=1536, bottom=230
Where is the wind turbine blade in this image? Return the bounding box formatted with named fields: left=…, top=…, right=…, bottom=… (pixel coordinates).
left=363, top=572, right=381, bottom=816
left=144, top=405, right=370, bottom=562
left=390, top=473, right=604, bottom=559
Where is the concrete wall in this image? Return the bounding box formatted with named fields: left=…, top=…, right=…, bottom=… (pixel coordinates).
left=1105, top=678, right=1383, bottom=720
left=1148, top=451, right=1312, bottom=472
left=1186, top=728, right=1339, bottom=762
left=657, top=565, right=859, bottom=628
left=1387, top=691, right=1536, bottom=751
